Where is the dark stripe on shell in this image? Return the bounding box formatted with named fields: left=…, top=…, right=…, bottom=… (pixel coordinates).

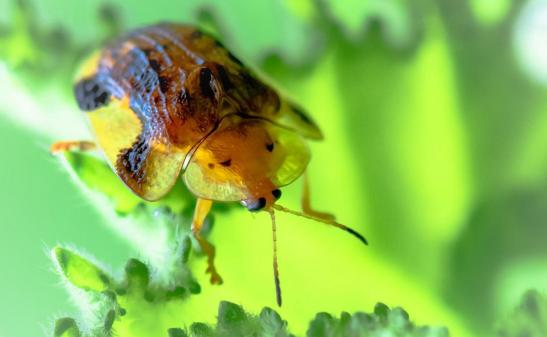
left=74, top=77, right=111, bottom=111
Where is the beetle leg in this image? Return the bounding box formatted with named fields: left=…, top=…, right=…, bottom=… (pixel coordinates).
left=50, top=141, right=97, bottom=154
left=301, top=171, right=336, bottom=222
left=191, top=198, right=223, bottom=285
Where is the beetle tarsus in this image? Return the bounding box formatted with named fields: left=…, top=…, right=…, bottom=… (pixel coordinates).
left=301, top=170, right=336, bottom=221
left=50, top=140, right=96, bottom=154
left=191, top=198, right=224, bottom=285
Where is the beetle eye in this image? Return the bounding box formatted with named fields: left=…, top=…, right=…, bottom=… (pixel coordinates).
left=242, top=197, right=266, bottom=212
left=272, top=189, right=282, bottom=200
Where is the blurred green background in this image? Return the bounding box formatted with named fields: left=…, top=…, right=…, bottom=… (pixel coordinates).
left=1, top=0, right=547, bottom=336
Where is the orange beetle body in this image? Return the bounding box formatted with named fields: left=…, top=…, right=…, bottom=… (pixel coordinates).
left=58, top=23, right=366, bottom=306
left=74, top=23, right=322, bottom=211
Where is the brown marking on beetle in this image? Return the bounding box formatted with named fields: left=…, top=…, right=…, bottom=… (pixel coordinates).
left=74, top=77, right=111, bottom=111
left=190, top=30, right=203, bottom=39
left=199, top=68, right=218, bottom=100
left=216, top=64, right=234, bottom=90
left=149, top=59, right=162, bottom=72
left=158, top=75, right=170, bottom=93
left=142, top=48, right=153, bottom=57
left=116, top=135, right=151, bottom=187
left=220, top=159, right=232, bottom=167
left=178, top=89, right=190, bottom=105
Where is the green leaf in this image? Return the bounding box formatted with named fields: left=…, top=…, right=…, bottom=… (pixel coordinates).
left=320, top=0, right=421, bottom=47
left=259, top=307, right=290, bottom=337
left=0, top=0, right=40, bottom=68
left=469, top=0, right=512, bottom=26
left=123, top=258, right=150, bottom=290
left=217, top=301, right=247, bottom=329
left=50, top=244, right=448, bottom=337
left=496, top=290, right=547, bottom=337
left=61, top=151, right=145, bottom=214
left=307, top=307, right=449, bottom=337
left=103, top=309, right=116, bottom=332
left=190, top=323, right=215, bottom=337
left=186, top=301, right=296, bottom=337
left=306, top=313, right=334, bottom=337
left=374, top=302, right=390, bottom=319
left=62, top=151, right=194, bottom=215
left=183, top=0, right=320, bottom=66
left=52, top=246, right=112, bottom=292
left=54, top=318, right=81, bottom=337
left=50, top=247, right=201, bottom=337
left=187, top=301, right=446, bottom=337
left=445, top=185, right=547, bottom=332
left=168, top=328, right=188, bottom=337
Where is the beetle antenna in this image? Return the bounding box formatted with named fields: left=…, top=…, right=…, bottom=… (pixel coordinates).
left=271, top=204, right=368, bottom=246
left=267, top=208, right=282, bottom=306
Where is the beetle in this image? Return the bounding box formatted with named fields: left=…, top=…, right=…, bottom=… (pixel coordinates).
left=51, top=23, right=367, bottom=306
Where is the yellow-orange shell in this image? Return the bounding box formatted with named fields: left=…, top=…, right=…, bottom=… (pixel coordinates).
left=75, top=23, right=322, bottom=205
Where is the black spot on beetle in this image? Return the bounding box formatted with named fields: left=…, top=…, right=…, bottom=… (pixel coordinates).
left=247, top=197, right=266, bottom=212
left=266, top=143, right=274, bottom=152
left=178, top=90, right=190, bottom=105
left=199, top=68, right=217, bottom=100
left=95, top=91, right=109, bottom=105
left=149, top=59, right=162, bottom=73
left=241, top=72, right=259, bottom=88
left=272, top=189, right=282, bottom=200
left=74, top=77, right=111, bottom=111
left=142, top=48, right=153, bottom=57
left=216, top=64, right=233, bottom=90
left=190, top=30, right=203, bottom=39
left=158, top=76, right=170, bottom=93
left=117, top=135, right=150, bottom=184
left=208, top=163, right=215, bottom=169
left=220, top=159, right=231, bottom=167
